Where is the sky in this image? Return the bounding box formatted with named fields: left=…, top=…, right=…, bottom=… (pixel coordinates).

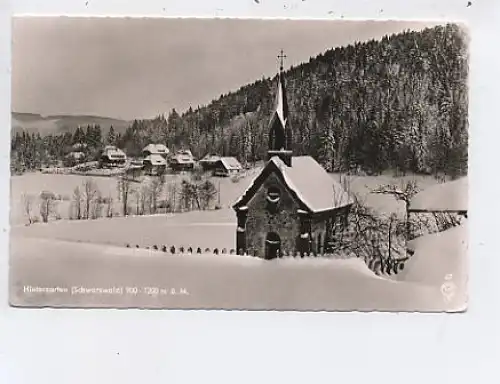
left=11, top=18, right=440, bottom=120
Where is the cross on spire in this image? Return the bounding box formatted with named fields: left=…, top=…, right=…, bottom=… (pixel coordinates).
left=277, top=49, right=287, bottom=72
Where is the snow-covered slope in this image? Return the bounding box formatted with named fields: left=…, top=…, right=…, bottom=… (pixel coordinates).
left=10, top=237, right=460, bottom=311
left=398, top=222, right=468, bottom=308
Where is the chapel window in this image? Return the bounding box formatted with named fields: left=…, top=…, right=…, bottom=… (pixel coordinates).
left=267, top=187, right=281, bottom=203
left=266, top=186, right=281, bottom=213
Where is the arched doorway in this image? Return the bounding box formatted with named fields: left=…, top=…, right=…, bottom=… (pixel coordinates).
left=265, top=232, right=281, bottom=260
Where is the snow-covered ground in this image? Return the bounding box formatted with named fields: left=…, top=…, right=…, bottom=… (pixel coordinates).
left=9, top=171, right=467, bottom=311
left=11, top=208, right=237, bottom=249
left=401, top=222, right=468, bottom=303
left=10, top=236, right=461, bottom=311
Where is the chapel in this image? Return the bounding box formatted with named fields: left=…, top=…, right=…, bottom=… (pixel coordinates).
left=232, top=53, right=354, bottom=259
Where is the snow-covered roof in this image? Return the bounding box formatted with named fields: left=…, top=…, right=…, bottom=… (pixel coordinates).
left=143, top=143, right=169, bottom=155
left=171, top=150, right=195, bottom=163
left=200, top=154, right=221, bottom=163
left=102, top=146, right=126, bottom=160
left=234, top=156, right=354, bottom=213
left=409, top=177, right=468, bottom=212
left=218, top=157, right=242, bottom=171
left=144, top=154, right=167, bottom=166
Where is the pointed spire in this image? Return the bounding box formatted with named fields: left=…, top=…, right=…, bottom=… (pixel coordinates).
left=268, top=50, right=292, bottom=167
left=271, top=49, right=289, bottom=137
left=275, top=74, right=287, bottom=129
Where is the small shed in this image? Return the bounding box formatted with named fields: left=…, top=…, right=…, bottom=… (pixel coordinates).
left=67, top=151, right=86, bottom=161
left=199, top=154, right=221, bottom=171
left=65, top=151, right=86, bottom=167
left=408, top=177, right=468, bottom=217
left=214, top=157, right=243, bottom=177
left=406, top=177, right=468, bottom=259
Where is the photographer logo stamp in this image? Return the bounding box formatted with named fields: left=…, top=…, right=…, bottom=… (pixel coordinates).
left=441, top=274, right=457, bottom=303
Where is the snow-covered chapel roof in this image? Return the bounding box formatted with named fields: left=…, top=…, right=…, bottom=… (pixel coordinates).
left=234, top=156, right=353, bottom=213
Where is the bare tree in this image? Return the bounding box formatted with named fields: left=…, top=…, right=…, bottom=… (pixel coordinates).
left=372, top=179, right=419, bottom=239
left=91, top=191, right=103, bottom=219
left=39, top=191, right=56, bottom=223
left=72, top=186, right=83, bottom=220
left=82, top=178, right=99, bottom=219
left=134, top=189, right=141, bottom=215
left=21, top=193, right=35, bottom=225
left=148, top=176, right=165, bottom=214
left=166, top=182, right=177, bottom=213
left=337, top=199, right=407, bottom=275
left=118, top=176, right=132, bottom=216
left=198, top=179, right=217, bottom=210
left=133, top=185, right=149, bottom=215
left=106, top=195, right=114, bottom=218
left=127, top=166, right=142, bottom=182
left=180, top=179, right=200, bottom=211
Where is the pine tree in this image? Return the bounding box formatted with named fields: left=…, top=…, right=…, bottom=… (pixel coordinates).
left=106, top=125, right=116, bottom=146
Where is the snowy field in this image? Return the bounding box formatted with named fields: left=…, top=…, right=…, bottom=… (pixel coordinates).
left=9, top=169, right=261, bottom=226
left=12, top=208, right=236, bottom=249
left=10, top=170, right=438, bottom=225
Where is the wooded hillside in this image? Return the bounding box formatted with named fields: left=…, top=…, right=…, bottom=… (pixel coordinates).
left=12, top=24, right=468, bottom=177
left=123, top=23, right=468, bottom=176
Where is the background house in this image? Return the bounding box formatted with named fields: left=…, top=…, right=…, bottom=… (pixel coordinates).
left=99, top=145, right=127, bottom=168
left=169, top=149, right=195, bottom=172
left=143, top=154, right=167, bottom=175
left=142, top=143, right=169, bottom=158
left=71, top=142, right=88, bottom=152
left=213, top=157, right=242, bottom=177
left=199, top=153, right=221, bottom=171
left=141, top=143, right=169, bottom=175
left=65, top=151, right=86, bottom=166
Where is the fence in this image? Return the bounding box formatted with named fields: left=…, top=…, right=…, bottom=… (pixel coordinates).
left=121, top=243, right=408, bottom=277
left=125, top=243, right=237, bottom=255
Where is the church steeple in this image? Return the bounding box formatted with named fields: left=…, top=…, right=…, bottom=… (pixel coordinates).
left=268, top=50, right=293, bottom=167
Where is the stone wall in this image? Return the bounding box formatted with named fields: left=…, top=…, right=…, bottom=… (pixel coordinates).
left=245, top=173, right=300, bottom=258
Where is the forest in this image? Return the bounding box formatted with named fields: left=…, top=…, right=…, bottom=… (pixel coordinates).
left=11, top=23, right=468, bottom=178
